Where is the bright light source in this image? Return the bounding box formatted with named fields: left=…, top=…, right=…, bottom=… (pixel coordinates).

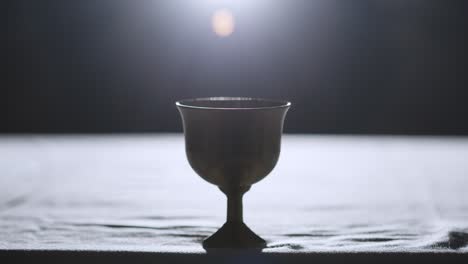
left=212, top=9, right=235, bottom=37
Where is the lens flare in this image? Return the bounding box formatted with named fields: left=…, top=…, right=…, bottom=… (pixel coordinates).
left=212, top=9, right=235, bottom=37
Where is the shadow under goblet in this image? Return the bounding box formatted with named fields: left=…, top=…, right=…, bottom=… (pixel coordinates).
left=176, top=97, right=290, bottom=250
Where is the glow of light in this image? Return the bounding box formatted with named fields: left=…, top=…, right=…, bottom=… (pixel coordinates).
left=212, top=9, right=235, bottom=37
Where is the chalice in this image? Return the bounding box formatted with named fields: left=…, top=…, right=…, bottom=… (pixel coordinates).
left=176, top=97, right=290, bottom=249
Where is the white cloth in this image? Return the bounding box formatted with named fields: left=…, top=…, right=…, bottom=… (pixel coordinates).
left=0, top=135, right=467, bottom=252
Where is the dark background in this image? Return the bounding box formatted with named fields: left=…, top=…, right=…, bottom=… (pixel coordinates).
left=4, top=0, right=468, bottom=134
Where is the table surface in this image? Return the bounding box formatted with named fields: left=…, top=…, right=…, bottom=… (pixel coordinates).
left=1, top=134, right=467, bottom=253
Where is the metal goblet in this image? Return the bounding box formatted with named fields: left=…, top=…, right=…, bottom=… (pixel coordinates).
left=176, top=97, right=290, bottom=249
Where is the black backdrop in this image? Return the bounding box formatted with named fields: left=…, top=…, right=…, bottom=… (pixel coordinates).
left=5, top=0, right=468, bottom=134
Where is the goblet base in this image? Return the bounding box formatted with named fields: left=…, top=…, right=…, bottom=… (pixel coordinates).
left=203, top=221, right=266, bottom=250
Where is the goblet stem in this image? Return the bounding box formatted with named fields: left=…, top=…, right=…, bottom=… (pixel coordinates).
left=203, top=185, right=265, bottom=249
left=224, top=186, right=249, bottom=223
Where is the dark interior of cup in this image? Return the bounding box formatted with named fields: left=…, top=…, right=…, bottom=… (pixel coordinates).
left=177, top=97, right=290, bottom=109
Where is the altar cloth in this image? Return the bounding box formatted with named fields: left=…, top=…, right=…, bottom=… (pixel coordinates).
left=1, top=134, right=467, bottom=256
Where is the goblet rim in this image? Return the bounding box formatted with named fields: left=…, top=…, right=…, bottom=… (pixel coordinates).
left=176, top=97, right=291, bottom=110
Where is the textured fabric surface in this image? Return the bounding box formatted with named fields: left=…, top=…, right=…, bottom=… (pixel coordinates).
left=0, top=135, right=467, bottom=253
